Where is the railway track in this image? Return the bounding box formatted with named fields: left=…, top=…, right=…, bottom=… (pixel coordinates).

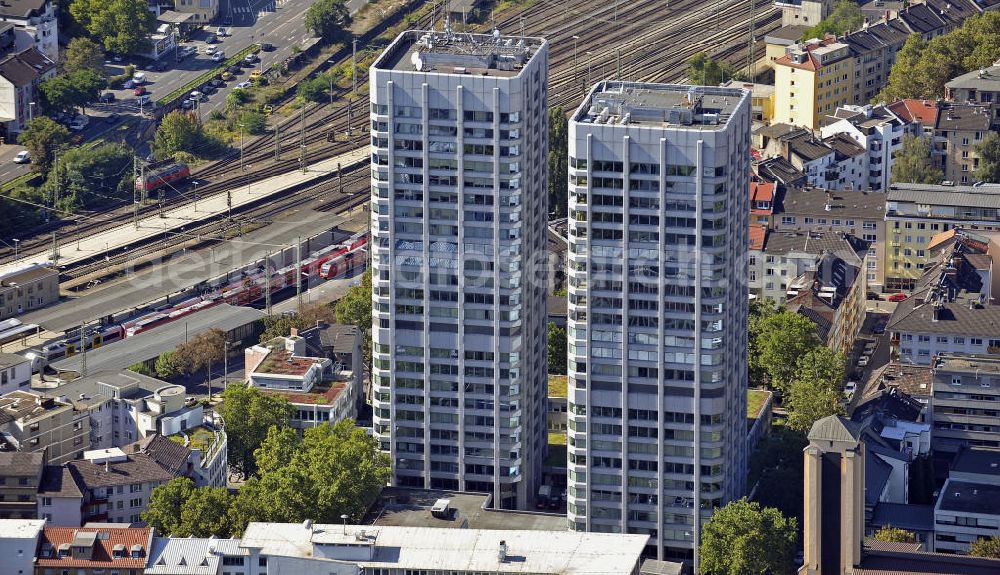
left=4, top=1, right=776, bottom=269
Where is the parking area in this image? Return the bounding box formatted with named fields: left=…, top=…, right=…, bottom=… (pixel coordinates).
left=843, top=311, right=893, bottom=411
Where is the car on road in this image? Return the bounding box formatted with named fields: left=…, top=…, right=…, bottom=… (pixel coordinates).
left=260, top=42, right=275, bottom=51
left=132, top=72, right=146, bottom=84
left=235, top=81, right=252, bottom=89
left=68, top=115, right=89, bottom=131
left=250, top=70, right=263, bottom=81
left=221, top=71, right=233, bottom=81
left=190, top=90, right=206, bottom=101
left=98, top=92, right=115, bottom=103
left=210, top=78, right=224, bottom=88
left=866, top=291, right=880, bottom=300
left=887, top=293, right=908, bottom=302
left=843, top=381, right=857, bottom=399
left=205, top=46, right=217, bottom=55
left=857, top=356, right=870, bottom=368
left=133, top=85, right=147, bottom=96
left=13, top=150, right=30, bottom=164
left=244, top=53, right=258, bottom=65
left=105, top=113, right=120, bottom=124
left=227, top=65, right=242, bottom=75
left=206, top=34, right=219, bottom=44
left=136, top=94, right=152, bottom=107
left=217, top=27, right=228, bottom=36
left=212, top=51, right=225, bottom=62
left=181, top=98, right=195, bottom=110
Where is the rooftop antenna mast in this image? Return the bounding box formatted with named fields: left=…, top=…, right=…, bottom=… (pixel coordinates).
left=747, top=0, right=757, bottom=81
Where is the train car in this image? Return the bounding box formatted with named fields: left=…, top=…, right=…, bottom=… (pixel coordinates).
left=126, top=313, right=170, bottom=337
left=134, top=163, right=190, bottom=194
left=0, top=320, right=39, bottom=346
left=319, top=234, right=369, bottom=279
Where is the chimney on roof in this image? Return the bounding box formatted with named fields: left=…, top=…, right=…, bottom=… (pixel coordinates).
left=290, top=327, right=299, bottom=338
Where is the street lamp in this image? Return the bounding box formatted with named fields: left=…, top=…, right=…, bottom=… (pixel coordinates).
left=12, top=239, right=19, bottom=259
left=340, top=514, right=349, bottom=534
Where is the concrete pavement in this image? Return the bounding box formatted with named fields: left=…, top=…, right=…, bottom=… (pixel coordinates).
left=0, top=145, right=369, bottom=276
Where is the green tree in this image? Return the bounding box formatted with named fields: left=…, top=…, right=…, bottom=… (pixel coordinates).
left=17, top=117, right=70, bottom=174
left=974, top=131, right=1000, bottom=183
left=892, top=135, right=943, bottom=185
left=305, top=0, right=352, bottom=43
left=548, top=106, right=568, bottom=218
left=748, top=300, right=778, bottom=387
left=803, top=0, right=864, bottom=40
left=687, top=52, right=732, bottom=86
left=41, top=69, right=106, bottom=113
left=70, top=0, right=157, bottom=54
left=700, top=498, right=797, bottom=575
left=241, top=110, right=267, bottom=135
left=62, top=37, right=106, bottom=76
left=254, top=425, right=301, bottom=476
left=969, top=536, right=1000, bottom=559
left=142, top=477, right=195, bottom=535
left=0, top=186, right=45, bottom=238
left=547, top=322, right=567, bottom=375
left=42, top=143, right=131, bottom=212
left=127, top=361, right=154, bottom=377
left=177, top=487, right=232, bottom=537
left=873, top=525, right=917, bottom=543
left=749, top=427, right=808, bottom=522
left=297, top=75, right=330, bottom=103
left=228, top=420, right=390, bottom=535
left=218, top=384, right=293, bottom=479
left=787, top=348, right=846, bottom=433
left=750, top=310, right=821, bottom=394
left=226, top=88, right=252, bottom=111
left=155, top=351, right=179, bottom=380
left=335, top=269, right=372, bottom=371
left=877, top=34, right=927, bottom=102
left=153, top=110, right=223, bottom=160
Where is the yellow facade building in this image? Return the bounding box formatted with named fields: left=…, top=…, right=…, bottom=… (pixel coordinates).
left=773, top=38, right=854, bottom=130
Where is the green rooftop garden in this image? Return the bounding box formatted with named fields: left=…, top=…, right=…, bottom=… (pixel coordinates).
left=168, top=425, right=217, bottom=452
left=748, top=389, right=770, bottom=420
left=548, top=375, right=567, bottom=398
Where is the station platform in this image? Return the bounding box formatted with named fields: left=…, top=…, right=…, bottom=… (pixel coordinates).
left=0, top=145, right=371, bottom=277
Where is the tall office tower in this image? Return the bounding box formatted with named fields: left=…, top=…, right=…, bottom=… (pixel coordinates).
left=565, top=82, right=751, bottom=564
left=368, top=30, right=549, bottom=509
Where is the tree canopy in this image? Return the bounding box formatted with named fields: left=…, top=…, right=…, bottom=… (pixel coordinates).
left=63, top=37, right=106, bottom=76
left=974, top=132, right=1000, bottom=183
left=803, top=0, right=864, bottom=40
left=153, top=110, right=224, bottom=160
left=217, top=384, right=293, bottom=479
left=892, top=135, right=944, bottom=185
left=969, top=536, right=1000, bottom=559
left=305, top=0, right=352, bottom=43
left=786, top=348, right=846, bottom=433
left=297, top=75, right=330, bottom=103
left=42, top=143, right=132, bottom=212
left=687, top=52, right=734, bottom=86
left=229, top=420, right=390, bottom=535
left=748, top=309, right=821, bottom=394
left=749, top=428, right=808, bottom=523
left=141, top=477, right=195, bottom=536
left=173, top=328, right=226, bottom=381
left=17, top=117, right=70, bottom=174
left=700, top=498, right=797, bottom=575
left=873, top=525, right=918, bottom=543
left=878, top=12, right=1000, bottom=102
left=335, top=269, right=372, bottom=370
left=69, top=0, right=157, bottom=54
left=547, top=322, right=567, bottom=375
left=548, top=106, right=568, bottom=218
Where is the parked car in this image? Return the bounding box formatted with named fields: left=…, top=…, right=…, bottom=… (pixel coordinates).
left=151, top=60, right=167, bottom=72
left=98, top=92, right=115, bottom=103
left=844, top=381, right=858, bottom=398
left=68, top=115, right=89, bottom=131
left=132, top=72, right=146, bottom=84
left=13, top=150, right=30, bottom=164
left=204, top=46, right=217, bottom=55
left=123, top=79, right=135, bottom=89
left=212, top=51, right=225, bottom=62
left=210, top=78, right=224, bottom=88
left=105, top=113, right=120, bottom=124
left=250, top=70, right=263, bottom=81
left=217, top=27, right=228, bottom=36
left=873, top=318, right=888, bottom=334
left=235, top=81, right=252, bottom=89
left=862, top=341, right=876, bottom=355
left=136, top=94, right=152, bottom=106
left=181, top=98, right=194, bottom=110
left=190, top=90, right=205, bottom=101
left=887, top=293, right=908, bottom=303
left=221, top=71, right=233, bottom=81
left=866, top=291, right=880, bottom=300
left=227, top=65, right=242, bottom=75
left=133, top=85, right=146, bottom=96
left=206, top=34, right=218, bottom=44
left=260, top=42, right=275, bottom=51
left=244, top=53, right=258, bottom=65
left=201, top=84, right=216, bottom=95
left=858, top=356, right=870, bottom=368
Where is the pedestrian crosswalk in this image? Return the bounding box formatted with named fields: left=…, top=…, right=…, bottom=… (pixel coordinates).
left=232, top=0, right=287, bottom=14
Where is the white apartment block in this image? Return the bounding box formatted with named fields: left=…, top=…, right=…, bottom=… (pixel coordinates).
left=821, top=104, right=909, bottom=192
left=0, top=0, right=58, bottom=62
left=369, top=29, right=549, bottom=509
left=566, top=81, right=750, bottom=563
left=0, top=352, right=30, bottom=395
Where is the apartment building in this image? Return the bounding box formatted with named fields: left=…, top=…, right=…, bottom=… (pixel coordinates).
left=368, top=30, right=549, bottom=509
left=821, top=104, right=909, bottom=192
left=36, top=465, right=82, bottom=526
left=66, top=448, right=173, bottom=525
left=931, top=103, right=992, bottom=185
left=0, top=0, right=57, bottom=62
left=750, top=229, right=868, bottom=302
left=748, top=181, right=776, bottom=227
left=776, top=0, right=835, bottom=27
left=245, top=333, right=356, bottom=430
left=0, top=518, right=44, bottom=575
left=172, top=0, right=218, bottom=24
left=885, top=184, right=1000, bottom=288
left=758, top=126, right=866, bottom=191
left=43, top=370, right=202, bottom=450
left=565, top=82, right=750, bottom=563
left=0, top=391, right=90, bottom=465
left=773, top=38, right=854, bottom=130
left=135, top=416, right=228, bottom=489
left=36, top=526, right=152, bottom=575
left=927, top=355, right=1000, bottom=454
left=946, top=65, right=1000, bottom=122
left=146, top=537, right=249, bottom=575
left=0, top=452, right=41, bottom=519
left=772, top=186, right=886, bottom=289
left=0, top=265, right=58, bottom=320
left=0, top=353, right=30, bottom=395
left=933, top=447, right=1000, bottom=554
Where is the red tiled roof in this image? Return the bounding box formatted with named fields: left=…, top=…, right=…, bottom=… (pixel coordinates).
left=927, top=229, right=956, bottom=250
left=774, top=52, right=819, bottom=71
left=749, top=224, right=767, bottom=251
left=749, top=181, right=776, bottom=215
left=888, top=99, right=939, bottom=125
left=37, top=526, right=152, bottom=569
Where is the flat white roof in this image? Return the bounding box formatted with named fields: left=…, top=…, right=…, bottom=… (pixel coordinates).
left=242, top=523, right=648, bottom=574
left=0, top=518, right=45, bottom=539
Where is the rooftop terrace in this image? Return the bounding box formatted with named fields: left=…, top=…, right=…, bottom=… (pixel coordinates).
left=575, top=81, right=748, bottom=129
left=373, top=29, right=545, bottom=78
